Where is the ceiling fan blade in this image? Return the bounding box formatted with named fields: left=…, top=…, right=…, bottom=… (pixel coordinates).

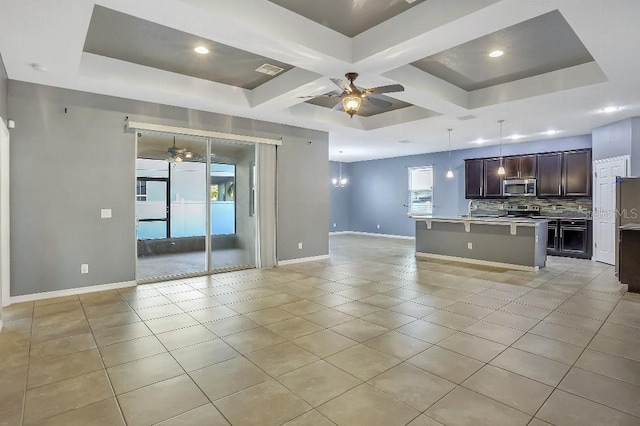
left=331, top=101, right=344, bottom=111
left=298, top=93, right=341, bottom=99
left=330, top=78, right=351, bottom=92
left=366, top=84, right=404, bottom=94
left=366, top=96, right=393, bottom=109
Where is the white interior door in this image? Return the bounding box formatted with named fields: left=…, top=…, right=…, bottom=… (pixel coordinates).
left=0, top=119, right=10, bottom=308
left=593, top=156, right=629, bottom=265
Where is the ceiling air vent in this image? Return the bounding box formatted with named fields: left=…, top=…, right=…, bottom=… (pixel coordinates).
left=457, top=114, right=477, bottom=121
left=255, top=63, right=284, bottom=76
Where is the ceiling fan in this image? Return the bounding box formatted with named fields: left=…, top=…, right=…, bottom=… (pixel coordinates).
left=300, top=72, right=404, bottom=117
left=165, top=137, right=194, bottom=163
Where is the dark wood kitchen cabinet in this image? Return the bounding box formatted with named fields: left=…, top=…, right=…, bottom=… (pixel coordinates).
left=563, top=150, right=592, bottom=197
left=465, top=149, right=591, bottom=199
left=537, top=152, right=563, bottom=197
left=504, top=155, right=537, bottom=179
left=484, top=158, right=504, bottom=197
left=465, top=159, right=484, bottom=198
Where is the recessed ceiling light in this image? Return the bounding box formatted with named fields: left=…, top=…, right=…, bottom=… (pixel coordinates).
left=489, top=50, right=504, bottom=58
left=398, top=139, right=411, bottom=144
left=544, top=130, right=559, bottom=135
left=194, top=46, right=209, bottom=55
left=510, top=134, right=523, bottom=140
left=471, top=139, right=486, bottom=144
left=600, top=106, right=621, bottom=113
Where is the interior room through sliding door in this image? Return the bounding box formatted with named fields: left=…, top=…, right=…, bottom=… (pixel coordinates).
left=136, top=133, right=208, bottom=281
left=209, top=139, right=256, bottom=271
left=135, top=131, right=258, bottom=282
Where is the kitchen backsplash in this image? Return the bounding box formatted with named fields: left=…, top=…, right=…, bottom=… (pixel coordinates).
left=472, top=197, right=593, bottom=217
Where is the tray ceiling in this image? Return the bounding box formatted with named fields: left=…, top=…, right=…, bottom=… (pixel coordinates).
left=411, top=10, right=594, bottom=91
left=0, top=0, right=638, bottom=162
left=84, top=6, right=293, bottom=90
left=268, top=0, right=427, bottom=37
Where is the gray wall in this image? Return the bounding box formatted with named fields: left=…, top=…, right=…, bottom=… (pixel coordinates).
left=592, top=119, right=633, bottom=162
left=0, top=53, right=5, bottom=323
left=335, top=135, right=591, bottom=237
left=592, top=116, right=640, bottom=176
left=277, top=135, right=329, bottom=261
left=631, top=118, right=640, bottom=176
left=329, top=161, right=350, bottom=232
left=0, top=53, right=7, bottom=125
left=8, top=81, right=328, bottom=296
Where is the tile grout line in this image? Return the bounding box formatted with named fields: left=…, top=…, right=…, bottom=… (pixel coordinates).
left=528, top=275, right=637, bottom=423
left=79, top=295, right=128, bottom=426
left=19, top=301, right=35, bottom=426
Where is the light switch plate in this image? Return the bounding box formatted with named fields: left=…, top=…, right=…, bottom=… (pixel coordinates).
left=101, top=209, right=112, bottom=219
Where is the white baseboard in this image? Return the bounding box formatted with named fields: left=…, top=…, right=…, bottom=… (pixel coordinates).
left=10, top=280, right=137, bottom=304
left=278, top=254, right=330, bottom=266
left=334, top=231, right=414, bottom=240
left=329, top=231, right=351, bottom=235
left=415, top=252, right=539, bottom=272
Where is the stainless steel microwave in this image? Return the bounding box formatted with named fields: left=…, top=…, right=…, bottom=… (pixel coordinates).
left=503, top=179, right=537, bottom=197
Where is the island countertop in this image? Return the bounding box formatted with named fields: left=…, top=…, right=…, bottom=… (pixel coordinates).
left=410, top=215, right=550, bottom=227
left=412, top=215, right=548, bottom=271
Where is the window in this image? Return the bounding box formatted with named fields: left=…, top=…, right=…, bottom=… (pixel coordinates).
left=408, top=166, right=433, bottom=215
left=136, top=180, right=147, bottom=202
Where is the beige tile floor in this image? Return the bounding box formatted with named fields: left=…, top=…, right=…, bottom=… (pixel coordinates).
left=1, top=234, right=639, bottom=425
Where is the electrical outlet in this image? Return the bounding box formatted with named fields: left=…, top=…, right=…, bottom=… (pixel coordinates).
left=100, top=209, right=112, bottom=219
left=376, top=224, right=380, bottom=229
left=333, top=223, right=337, bottom=228
left=298, top=242, right=303, bottom=250
left=467, top=242, right=473, bottom=250
left=81, top=264, right=89, bottom=274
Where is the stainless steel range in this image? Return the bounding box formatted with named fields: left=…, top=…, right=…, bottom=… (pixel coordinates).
left=506, top=204, right=540, bottom=218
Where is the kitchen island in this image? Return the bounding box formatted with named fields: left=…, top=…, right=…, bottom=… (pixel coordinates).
left=412, top=216, right=548, bottom=271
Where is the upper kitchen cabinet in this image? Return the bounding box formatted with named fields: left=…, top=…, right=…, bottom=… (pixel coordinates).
left=563, top=149, right=592, bottom=197
left=537, top=152, right=563, bottom=197
left=465, top=159, right=484, bottom=199
left=504, top=155, right=537, bottom=179
left=465, top=149, right=591, bottom=199
left=484, top=158, right=504, bottom=198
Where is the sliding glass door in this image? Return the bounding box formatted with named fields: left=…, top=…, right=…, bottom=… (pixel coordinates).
left=136, top=133, right=255, bottom=282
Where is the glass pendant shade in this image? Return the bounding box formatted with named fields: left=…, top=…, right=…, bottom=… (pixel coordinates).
left=446, top=128, right=454, bottom=179
left=497, top=120, right=505, bottom=176
left=342, top=95, right=362, bottom=118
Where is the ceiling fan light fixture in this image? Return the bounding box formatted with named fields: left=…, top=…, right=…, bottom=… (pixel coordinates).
left=342, top=95, right=361, bottom=118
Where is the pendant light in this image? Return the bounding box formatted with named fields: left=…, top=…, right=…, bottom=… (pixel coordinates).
left=446, top=128, right=454, bottom=179
left=332, top=151, right=348, bottom=188
left=497, top=120, right=506, bottom=175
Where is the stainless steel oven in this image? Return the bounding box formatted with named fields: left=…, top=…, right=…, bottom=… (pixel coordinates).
left=503, top=179, right=537, bottom=197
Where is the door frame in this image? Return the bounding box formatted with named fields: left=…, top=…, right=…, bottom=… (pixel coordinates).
left=1, top=118, right=10, bottom=308
left=593, top=155, right=630, bottom=264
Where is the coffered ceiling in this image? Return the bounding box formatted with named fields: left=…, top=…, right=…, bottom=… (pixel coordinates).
left=1, top=0, right=639, bottom=162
